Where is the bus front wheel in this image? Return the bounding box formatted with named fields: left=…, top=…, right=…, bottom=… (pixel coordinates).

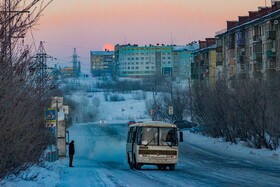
left=133, top=154, right=141, bottom=170
left=135, top=163, right=141, bottom=170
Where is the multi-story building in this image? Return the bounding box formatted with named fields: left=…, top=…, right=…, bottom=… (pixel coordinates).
left=90, top=50, right=114, bottom=77
left=216, top=2, right=280, bottom=80
left=115, top=44, right=173, bottom=77
left=114, top=44, right=198, bottom=78
left=192, top=38, right=218, bottom=86
left=172, top=43, right=199, bottom=80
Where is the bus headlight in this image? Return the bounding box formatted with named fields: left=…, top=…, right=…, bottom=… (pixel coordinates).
left=167, top=155, right=177, bottom=159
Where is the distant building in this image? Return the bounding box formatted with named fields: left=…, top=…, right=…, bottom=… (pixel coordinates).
left=90, top=50, right=114, bottom=77
left=114, top=44, right=199, bottom=78
left=115, top=44, right=173, bottom=77
left=60, top=48, right=81, bottom=78
left=172, top=43, right=199, bottom=79
left=60, top=67, right=77, bottom=78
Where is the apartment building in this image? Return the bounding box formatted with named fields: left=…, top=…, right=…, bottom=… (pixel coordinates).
left=192, top=38, right=218, bottom=86
left=90, top=50, right=114, bottom=77
left=114, top=43, right=198, bottom=78
left=172, top=43, right=199, bottom=80
left=115, top=44, right=173, bottom=77
left=216, top=2, right=280, bottom=80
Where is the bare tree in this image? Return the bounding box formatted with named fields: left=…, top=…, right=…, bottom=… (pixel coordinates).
left=0, top=0, right=55, bottom=178
left=191, top=76, right=280, bottom=150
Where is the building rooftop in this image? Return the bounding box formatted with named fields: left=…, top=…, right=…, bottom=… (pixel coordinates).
left=90, top=51, right=114, bottom=55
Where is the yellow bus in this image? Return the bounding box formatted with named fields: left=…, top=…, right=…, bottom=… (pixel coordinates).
left=126, top=121, right=180, bottom=170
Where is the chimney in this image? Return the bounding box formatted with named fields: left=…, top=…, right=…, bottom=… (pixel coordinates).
left=249, top=11, right=258, bottom=19
left=199, top=40, right=207, bottom=49
left=227, top=21, right=238, bottom=30
left=205, top=38, right=216, bottom=47
left=238, top=16, right=250, bottom=24
left=272, top=1, right=280, bottom=10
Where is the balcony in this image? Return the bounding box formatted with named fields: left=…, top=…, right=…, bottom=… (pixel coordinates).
left=216, top=61, right=223, bottom=66
left=228, top=41, right=235, bottom=49
left=237, top=38, right=245, bottom=46
left=268, top=60, right=277, bottom=69
left=254, top=62, right=262, bottom=71
left=266, top=49, right=276, bottom=59
left=216, top=46, right=222, bottom=53
left=238, top=56, right=245, bottom=63
left=253, top=35, right=261, bottom=42
left=265, top=31, right=276, bottom=40
left=253, top=53, right=262, bottom=62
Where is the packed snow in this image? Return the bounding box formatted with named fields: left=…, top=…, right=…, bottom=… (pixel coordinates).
left=1, top=76, right=279, bottom=187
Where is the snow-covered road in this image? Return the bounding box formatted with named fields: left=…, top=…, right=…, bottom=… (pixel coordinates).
left=55, top=122, right=280, bottom=187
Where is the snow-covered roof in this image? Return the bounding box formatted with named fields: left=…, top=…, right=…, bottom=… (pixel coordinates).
left=172, top=43, right=199, bottom=52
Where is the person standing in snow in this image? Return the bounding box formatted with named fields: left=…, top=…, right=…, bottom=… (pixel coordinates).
left=69, top=140, right=75, bottom=167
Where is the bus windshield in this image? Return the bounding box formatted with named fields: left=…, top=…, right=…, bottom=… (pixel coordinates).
left=138, top=127, right=177, bottom=146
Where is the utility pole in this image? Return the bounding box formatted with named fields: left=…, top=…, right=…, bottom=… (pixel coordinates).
left=34, top=41, right=56, bottom=89
left=72, top=48, right=81, bottom=77
left=153, top=75, right=157, bottom=121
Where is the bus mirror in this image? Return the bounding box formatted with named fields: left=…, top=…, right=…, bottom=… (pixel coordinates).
left=179, top=131, right=183, bottom=142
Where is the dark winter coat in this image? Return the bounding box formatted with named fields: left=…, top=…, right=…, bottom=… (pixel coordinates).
left=69, top=141, right=75, bottom=155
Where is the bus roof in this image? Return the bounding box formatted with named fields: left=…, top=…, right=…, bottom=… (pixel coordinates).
left=128, top=121, right=177, bottom=128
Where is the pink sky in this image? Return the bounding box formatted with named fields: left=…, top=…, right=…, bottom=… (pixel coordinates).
left=31, top=0, right=268, bottom=71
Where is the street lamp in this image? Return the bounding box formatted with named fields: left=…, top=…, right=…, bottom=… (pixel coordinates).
left=186, top=77, right=192, bottom=122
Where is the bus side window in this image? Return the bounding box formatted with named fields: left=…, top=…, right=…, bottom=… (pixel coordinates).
left=137, top=127, right=142, bottom=145
left=127, top=128, right=132, bottom=143
left=132, top=127, right=137, bottom=143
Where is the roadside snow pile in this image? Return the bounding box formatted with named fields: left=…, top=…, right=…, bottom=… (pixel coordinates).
left=184, top=130, right=280, bottom=163
left=1, top=160, right=65, bottom=187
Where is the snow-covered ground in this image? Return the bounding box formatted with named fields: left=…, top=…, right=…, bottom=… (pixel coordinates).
left=1, top=77, right=280, bottom=187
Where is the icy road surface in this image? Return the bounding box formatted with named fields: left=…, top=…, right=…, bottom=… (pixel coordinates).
left=57, top=123, right=280, bottom=187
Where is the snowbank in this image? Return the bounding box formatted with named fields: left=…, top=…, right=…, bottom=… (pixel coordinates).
left=184, top=130, right=280, bottom=164
left=1, top=160, right=65, bottom=187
